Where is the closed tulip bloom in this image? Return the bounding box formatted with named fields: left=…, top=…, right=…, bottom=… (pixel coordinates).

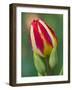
left=30, top=19, right=58, bottom=57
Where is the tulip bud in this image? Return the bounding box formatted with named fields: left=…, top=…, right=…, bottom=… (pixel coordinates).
left=30, top=19, right=58, bottom=57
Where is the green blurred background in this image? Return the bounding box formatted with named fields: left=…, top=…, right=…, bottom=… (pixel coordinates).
left=21, top=12, right=63, bottom=77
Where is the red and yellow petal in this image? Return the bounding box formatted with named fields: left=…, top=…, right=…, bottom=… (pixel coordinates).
left=30, top=19, right=58, bottom=57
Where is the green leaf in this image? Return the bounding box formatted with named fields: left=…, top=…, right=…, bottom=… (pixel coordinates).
left=49, top=47, right=58, bottom=69
left=59, top=66, right=63, bottom=75
left=38, top=72, right=47, bottom=76
left=33, top=52, right=47, bottom=76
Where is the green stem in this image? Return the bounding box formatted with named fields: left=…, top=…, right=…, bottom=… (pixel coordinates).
left=45, top=57, right=51, bottom=75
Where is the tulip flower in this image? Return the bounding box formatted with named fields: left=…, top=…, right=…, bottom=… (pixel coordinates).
left=30, top=19, right=58, bottom=76
left=30, top=19, right=58, bottom=57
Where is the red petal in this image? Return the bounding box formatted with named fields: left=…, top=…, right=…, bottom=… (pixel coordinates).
left=46, top=24, right=58, bottom=43
left=32, top=20, right=44, bottom=54
left=38, top=21, right=53, bottom=47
